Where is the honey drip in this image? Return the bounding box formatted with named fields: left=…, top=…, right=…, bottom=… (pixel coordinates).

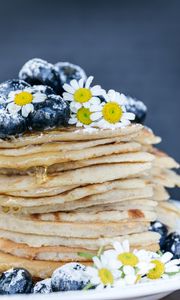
left=35, top=166, right=48, bottom=184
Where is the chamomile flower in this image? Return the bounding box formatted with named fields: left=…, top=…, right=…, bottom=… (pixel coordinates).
left=86, top=253, right=121, bottom=289
left=5, top=88, right=47, bottom=117
left=112, top=240, right=140, bottom=268
left=147, top=252, right=180, bottom=280
left=90, top=90, right=135, bottom=129
left=63, top=76, right=104, bottom=107
left=62, top=76, right=104, bottom=127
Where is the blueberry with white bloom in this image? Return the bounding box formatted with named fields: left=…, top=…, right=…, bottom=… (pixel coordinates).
left=19, top=58, right=61, bottom=94
left=28, top=94, right=70, bottom=131
left=0, top=268, right=32, bottom=295
left=124, top=96, right=147, bottom=124
left=0, top=79, right=30, bottom=105
left=55, top=62, right=87, bottom=94
left=32, top=278, right=52, bottom=294
left=51, top=263, right=89, bottom=292
left=5, top=87, right=47, bottom=118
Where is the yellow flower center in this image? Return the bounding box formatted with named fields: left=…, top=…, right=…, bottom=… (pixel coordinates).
left=102, top=102, right=123, bottom=124
left=74, top=88, right=92, bottom=103
left=98, top=268, right=114, bottom=285
left=147, top=260, right=165, bottom=280
left=118, top=252, right=139, bottom=267
left=14, top=92, right=33, bottom=106
left=77, top=107, right=92, bottom=125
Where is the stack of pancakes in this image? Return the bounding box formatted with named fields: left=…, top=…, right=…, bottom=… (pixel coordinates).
left=0, top=123, right=179, bottom=278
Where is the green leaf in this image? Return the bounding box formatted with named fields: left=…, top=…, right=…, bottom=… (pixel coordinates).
left=83, top=283, right=94, bottom=291
left=97, top=246, right=104, bottom=257
left=77, top=252, right=94, bottom=260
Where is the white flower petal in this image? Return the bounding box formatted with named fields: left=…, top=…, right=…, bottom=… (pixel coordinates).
left=63, top=83, right=75, bottom=94
left=161, top=252, right=173, bottom=263
left=22, top=103, right=34, bottom=117
left=32, top=93, right=46, bottom=103
left=85, top=76, right=93, bottom=88
left=63, top=92, right=74, bottom=101
left=7, top=102, right=21, bottom=115
left=68, top=117, right=77, bottom=125
left=123, top=266, right=135, bottom=276
left=122, top=240, right=130, bottom=252
left=165, top=266, right=179, bottom=273
left=70, top=79, right=80, bottom=90
left=79, top=78, right=84, bottom=88
left=91, top=112, right=102, bottom=121
left=122, top=112, right=135, bottom=120
left=93, top=256, right=102, bottom=269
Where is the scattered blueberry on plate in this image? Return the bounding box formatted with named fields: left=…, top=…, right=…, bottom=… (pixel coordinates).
left=51, top=263, right=89, bottom=292
left=55, top=62, right=87, bottom=94
left=0, top=268, right=33, bottom=295
left=149, top=221, right=168, bottom=248
left=125, top=97, right=147, bottom=124
left=19, top=58, right=61, bottom=94
left=32, top=278, right=52, bottom=294
left=162, top=232, right=180, bottom=259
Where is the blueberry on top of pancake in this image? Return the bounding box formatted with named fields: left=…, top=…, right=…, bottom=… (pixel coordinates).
left=19, top=58, right=61, bottom=94
left=55, top=62, right=87, bottom=95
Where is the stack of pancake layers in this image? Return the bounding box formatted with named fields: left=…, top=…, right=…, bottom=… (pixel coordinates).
left=0, top=124, right=179, bottom=278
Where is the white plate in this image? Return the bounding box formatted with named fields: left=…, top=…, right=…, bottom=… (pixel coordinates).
left=2, top=274, right=180, bottom=300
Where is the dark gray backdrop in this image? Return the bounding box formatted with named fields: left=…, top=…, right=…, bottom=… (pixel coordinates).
left=0, top=0, right=179, bottom=198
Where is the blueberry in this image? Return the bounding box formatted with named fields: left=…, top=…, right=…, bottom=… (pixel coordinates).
left=51, top=263, right=89, bottom=292
left=31, top=85, right=56, bottom=96
left=0, top=268, right=33, bottom=295
left=28, top=94, right=70, bottom=131
left=32, top=278, right=52, bottom=294
left=0, top=110, right=27, bottom=139
left=0, top=79, right=30, bottom=105
left=162, top=232, right=180, bottom=259
left=149, top=221, right=168, bottom=248
left=55, top=62, right=87, bottom=94
left=19, top=58, right=61, bottom=94
left=125, top=97, right=147, bottom=124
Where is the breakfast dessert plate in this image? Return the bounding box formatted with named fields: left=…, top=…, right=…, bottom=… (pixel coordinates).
left=2, top=274, right=180, bottom=300
left=0, top=58, right=179, bottom=298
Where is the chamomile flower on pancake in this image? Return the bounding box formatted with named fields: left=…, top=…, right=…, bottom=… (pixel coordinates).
left=147, top=252, right=180, bottom=279
left=86, top=253, right=121, bottom=289
left=5, top=88, right=47, bottom=117
left=91, top=90, right=135, bottom=129
left=62, top=76, right=104, bottom=127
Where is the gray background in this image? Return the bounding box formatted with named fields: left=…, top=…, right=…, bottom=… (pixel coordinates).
left=0, top=0, right=179, bottom=199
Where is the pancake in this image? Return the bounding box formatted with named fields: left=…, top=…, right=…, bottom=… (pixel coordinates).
left=10, top=186, right=154, bottom=214
left=0, top=241, right=159, bottom=279
left=0, top=251, right=64, bottom=279
left=5, top=178, right=147, bottom=198
left=0, top=124, right=143, bottom=148
left=0, top=162, right=152, bottom=192
left=31, top=209, right=156, bottom=223
left=151, top=148, right=179, bottom=169
left=0, top=237, right=160, bottom=262
left=0, top=229, right=160, bottom=249
left=156, top=201, right=180, bottom=231
left=0, top=213, right=150, bottom=238
left=47, top=151, right=154, bottom=173
left=0, top=139, right=141, bottom=157
left=0, top=143, right=148, bottom=170
left=0, top=183, right=152, bottom=208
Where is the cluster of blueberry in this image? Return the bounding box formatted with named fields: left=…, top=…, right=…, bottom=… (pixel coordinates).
left=149, top=221, right=180, bottom=258
left=0, top=262, right=89, bottom=295
left=0, top=58, right=147, bottom=139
